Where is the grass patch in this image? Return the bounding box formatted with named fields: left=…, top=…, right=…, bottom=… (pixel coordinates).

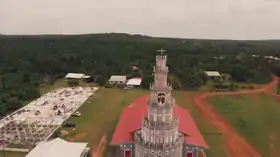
left=210, top=94, right=280, bottom=157
left=61, top=88, right=148, bottom=149
left=173, top=91, right=228, bottom=157
left=39, top=79, right=68, bottom=95
left=0, top=151, right=27, bottom=157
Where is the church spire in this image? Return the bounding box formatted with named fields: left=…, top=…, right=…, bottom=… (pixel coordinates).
left=157, top=48, right=166, bottom=55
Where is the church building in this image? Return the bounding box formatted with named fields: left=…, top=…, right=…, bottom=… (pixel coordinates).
left=109, top=49, right=208, bottom=157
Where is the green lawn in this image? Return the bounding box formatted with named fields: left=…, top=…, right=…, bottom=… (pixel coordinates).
left=60, top=88, right=148, bottom=148
left=0, top=151, right=27, bottom=157
left=210, top=94, right=280, bottom=157
left=173, top=91, right=228, bottom=157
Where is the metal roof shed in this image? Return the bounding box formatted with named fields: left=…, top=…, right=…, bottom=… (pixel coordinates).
left=25, top=138, right=88, bottom=157
left=65, top=73, right=85, bottom=79
left=126, top=78, right=142, bottom=86
left=205, top=71, right=221, bottom=77
left=82, top=75, right=91, bottom=79
left=109, top=75, right=127, bottom=82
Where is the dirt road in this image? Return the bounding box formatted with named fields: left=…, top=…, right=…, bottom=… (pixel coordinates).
left=193, top=76, right=278, bottom=157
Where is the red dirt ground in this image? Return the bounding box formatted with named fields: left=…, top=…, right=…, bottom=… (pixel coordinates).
left=193, top=75, right=278, bottom=157
left=91, top=134, right=107, bottom=157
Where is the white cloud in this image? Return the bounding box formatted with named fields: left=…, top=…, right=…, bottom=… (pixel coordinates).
left=1, top=0, right=280, bottom=39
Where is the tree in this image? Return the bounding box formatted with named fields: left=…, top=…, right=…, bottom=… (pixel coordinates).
left=231, top=65, right=253, bottom=82
left=0, top=33, right=276, bottom=115
left=6, top=98, right=22, bottom=111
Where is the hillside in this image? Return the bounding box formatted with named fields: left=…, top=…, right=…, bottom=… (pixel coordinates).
left=0, top=33, right=279, bottom=115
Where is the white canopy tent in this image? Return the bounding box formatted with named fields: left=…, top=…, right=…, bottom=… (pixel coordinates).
left=65, top=73, right=85, bottom=79
left=25, top=138, right=89, bottom=157
left=126, top=78, right=142, bottom=86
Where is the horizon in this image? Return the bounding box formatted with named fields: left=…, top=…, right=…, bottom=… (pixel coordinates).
left=1, top=0, right=280, bottom=40
left=1, top=33, right=280, bottom=41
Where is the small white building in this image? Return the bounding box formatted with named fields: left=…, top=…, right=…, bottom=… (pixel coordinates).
left=205, top=71, right=222, bottom=81
left=126, top=78, right=142, bottom=88
left=65, top=73, right=91, bottom=79
left=25, top=138, right=89, bottom=157
left=205, top=71, right=221, bottom=77
left=109, top=75, right=127, bottom=85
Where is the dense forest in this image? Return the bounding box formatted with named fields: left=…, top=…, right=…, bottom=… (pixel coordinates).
left=1, top=33, right=280, bottom=115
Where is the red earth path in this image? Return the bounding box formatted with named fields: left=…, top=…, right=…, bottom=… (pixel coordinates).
left=193, top=76, right=278, bottom=157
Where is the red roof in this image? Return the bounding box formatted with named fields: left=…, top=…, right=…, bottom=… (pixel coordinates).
left=110, top=95, right=208, bottom=148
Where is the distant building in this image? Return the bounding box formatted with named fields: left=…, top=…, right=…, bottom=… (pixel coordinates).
left=205, top=71, right=221, bottom=81
left=126, top=78, right=142, bottom=88
left=25, top=138, right=89, bottom=157
left=109, top=75, right=127, bottom=85
left=65, top=73, right=91, bottom=85
left=65, top=73, right=91, bottom=79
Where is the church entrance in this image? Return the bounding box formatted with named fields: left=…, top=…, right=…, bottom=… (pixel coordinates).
left=186, top=151, right=193, bottom=157
left=124, top=150, right=131, bottom=157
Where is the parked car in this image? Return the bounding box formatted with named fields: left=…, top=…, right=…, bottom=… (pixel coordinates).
left=71, top=111, right=81, bottom=117
left=62, top=121, right=76, bottom=127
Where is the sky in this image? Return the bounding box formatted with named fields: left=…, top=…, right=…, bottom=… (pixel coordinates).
left=1, top=0, right=280, bottom=40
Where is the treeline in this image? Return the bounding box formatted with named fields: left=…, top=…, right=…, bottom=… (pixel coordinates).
left=0, top=33, right=280, bottom=115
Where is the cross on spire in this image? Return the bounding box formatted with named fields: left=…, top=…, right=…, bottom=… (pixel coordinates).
left=157, top=48, right=166, bottom=55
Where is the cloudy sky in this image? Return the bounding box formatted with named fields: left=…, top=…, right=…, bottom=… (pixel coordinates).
left=1, top=0, right=280, bottom=40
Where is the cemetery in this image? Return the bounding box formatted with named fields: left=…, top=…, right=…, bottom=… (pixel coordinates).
left=0, top=86, right=98, bottom=149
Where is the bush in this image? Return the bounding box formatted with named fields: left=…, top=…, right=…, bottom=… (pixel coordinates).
left=67, top=79, right=79, bottom=87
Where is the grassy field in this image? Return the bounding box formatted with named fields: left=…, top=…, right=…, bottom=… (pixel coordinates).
left=0, top=151, right=27, bottom=157
left=173, top=91, right=228, bottom=157
left=210, top=94, right=280, bottom=157
left=60, top=88, right=148, bottom=148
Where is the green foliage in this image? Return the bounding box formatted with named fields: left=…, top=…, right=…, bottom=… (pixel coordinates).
left=0, top=33, right=278, bottom=115
left=6, top=98, right=22, bottom=111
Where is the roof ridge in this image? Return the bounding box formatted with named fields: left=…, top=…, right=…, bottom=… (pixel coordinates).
left=41, top=138, right=65, bottom=157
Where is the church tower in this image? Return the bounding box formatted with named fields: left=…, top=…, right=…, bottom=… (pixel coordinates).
left=134, top=49, right=184, bottom=157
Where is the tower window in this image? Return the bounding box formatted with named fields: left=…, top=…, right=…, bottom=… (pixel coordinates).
left=157, top=93, right=166, bottom=105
